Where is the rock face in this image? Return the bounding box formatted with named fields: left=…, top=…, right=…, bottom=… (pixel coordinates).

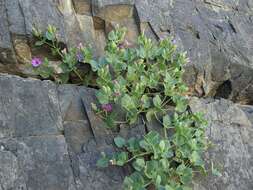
left=0, top=74, right=252, bottom=190
left=0, top=0, right=253, bottom=103
left=0, top=0, right=253, bottom=189
left=189, top=98, right=253, bottom=190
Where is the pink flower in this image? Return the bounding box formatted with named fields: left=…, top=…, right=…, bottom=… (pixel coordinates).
left=101, top=104, right=113, bottom=112
left=118, top=40, right=131, bottom=49
left=31, top=58, right=42, bottom=67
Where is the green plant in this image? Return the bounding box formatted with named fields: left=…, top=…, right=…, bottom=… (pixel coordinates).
left=94, top=27, right=214, bottom=189
left=30, top=24, right=219, bottom=189
left=31, top=25, right=93, bottom=84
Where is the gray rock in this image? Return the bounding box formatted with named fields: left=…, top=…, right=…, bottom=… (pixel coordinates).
left=0, top=0, right=17, bottom=65
left=0, top=74, right=252, bottom=189
left=0, top=74, right=62, bottom=138
left=134, top=0, right=253, bottom=104
left=190, top=97, right=253, bottom=190
left=0, top=136, right=76, bottom=190
left=60, top=85, right=126, bottom=190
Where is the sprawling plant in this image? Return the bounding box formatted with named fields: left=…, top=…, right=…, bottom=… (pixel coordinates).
left=94, top=28, right=215, bottom=189
left=31, top=25, right=93, bottom=84
left=31, top=25, right=219, bottom=190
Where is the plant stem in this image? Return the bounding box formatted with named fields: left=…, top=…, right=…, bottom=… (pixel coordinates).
left=164, top=127, right=168, bottom=139
left=154, top=112, right=163, bottom=125
left=44, top=41, right=64, bottom=57
left=144, top=181, right=152, bottom=188
left=126, top=152, right=152, bottom=163
left=114, top=120, right=128, bottom=124
left=73, top=69, right=83, bottom=81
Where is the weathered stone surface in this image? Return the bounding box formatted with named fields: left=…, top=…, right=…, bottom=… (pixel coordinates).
left=0, top=74, right=76, bottom=190
left=0, top=74, right=62, bottom=138
left=0, top=136, right=76, bottom=190
left=0, top=74, right=252, bottom=189
left=0, top=0, right=17, bottom=65
left=136, top=0, right=253, bottom=104
left=72, top=0, right=91, bottom=15
left=190, top=97, right=253, bottom=190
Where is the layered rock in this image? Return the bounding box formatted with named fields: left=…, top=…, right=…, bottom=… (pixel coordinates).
left=0, top=74, right=252, bottom=189
left=0, top=0, right=253, bottom=103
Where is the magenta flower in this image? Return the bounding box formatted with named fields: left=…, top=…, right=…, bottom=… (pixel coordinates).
left=102, top=104, right=113, bottom=112
left=31, top=58, right=42, bottom=67
left=118, top=40, right=130, bottom=49
left=118, top=43, right=124, bottom=49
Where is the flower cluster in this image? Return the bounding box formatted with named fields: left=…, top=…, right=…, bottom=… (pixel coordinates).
left=101, top=104, right=113, bottom=112
left=31, top=57, right=42, bottom=67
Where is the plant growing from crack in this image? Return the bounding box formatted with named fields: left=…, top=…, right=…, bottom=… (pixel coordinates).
left=31, top=25, right=93, bottom=84
left=30, top=25, right=221, bottom=190
left=93, top=28, right=221, bottom=189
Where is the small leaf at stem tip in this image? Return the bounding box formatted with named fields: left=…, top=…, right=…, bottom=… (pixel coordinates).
left=96, top=152, right=109, bottom=168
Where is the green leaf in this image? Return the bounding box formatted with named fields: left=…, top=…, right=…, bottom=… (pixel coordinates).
left=96, top=90, right=110, bottom=104
left=123, top=172, right=146, bottom=190
left=190, top=151, right=204, bottom=166
left=127, top=66, right=137, bottom=81
left=104, top=112, right=116, bottom=128
left=155, top=175, right=162, bottom=187
left=132, top=158, right=145, bottom=172
left=127, top=137, right=141, bottom=152
left=164, top=185, right=176, bottom=190
left=121, top=94, right=136, bottom=111
left=145, top=131, right=160, bottom=146
left=115, top=152, right=128, bottom=166
left=139, top=140, right=151, bottom=152
left=211, top=162, right=222, bottom=177
left=96, top=152, right=109, bottom=168
left=114, top=136, right=126, bottom=148
left=58, top=73, right=69, bottom=84
left=176, top=164, right=192, bottom=185
left=141, top=95, right=151, bottom=109
left=175, top=101, right=187, bottom=113
left=159, top=140, right=166, bottom=151
left=163, top=115, right=172, bottom=129
left=181, top=168, right=192, bottom=185
left=89, top=60, right=99, bottom=71
left=35, top=40, right=44, bottom=46
left=153, top=95, right=162, bottom=109
left=144, top=160, right=158, bottom=179
left=146, top=109, right=155, bottom=122
left=45, top=31, right=54, bottom=41
left=159, top=158, right=170, bottom=170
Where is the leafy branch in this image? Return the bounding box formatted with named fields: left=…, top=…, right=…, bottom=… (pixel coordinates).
left=94, top=27, right=220, bottom=189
